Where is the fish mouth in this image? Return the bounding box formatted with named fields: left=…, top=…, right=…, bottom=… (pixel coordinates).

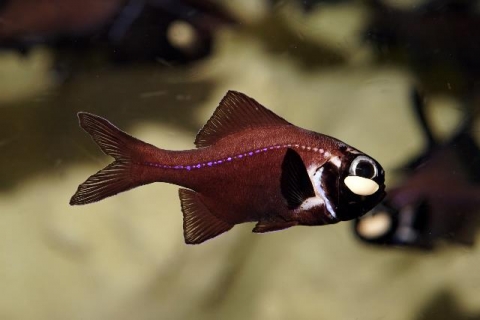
left=378, top=188, right=387, bottom=202
left=333, top=179, right=387, bottom=221
left=359, top=187, right=387, bottom=219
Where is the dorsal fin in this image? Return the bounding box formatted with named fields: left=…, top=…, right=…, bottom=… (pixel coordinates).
left=194, top=91, right=292, bottom=148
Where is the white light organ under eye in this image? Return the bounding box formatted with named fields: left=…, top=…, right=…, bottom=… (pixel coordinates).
left=344, top=176, right=379, bottom=196
left=344, top=156, right=380, bottom=196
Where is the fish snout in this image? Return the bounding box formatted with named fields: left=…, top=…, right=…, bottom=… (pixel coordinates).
left=332, top=153, right=386, bottom=221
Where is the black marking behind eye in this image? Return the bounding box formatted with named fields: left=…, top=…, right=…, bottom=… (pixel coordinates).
left=281, top=149, right=316, bottom=209
left=320, top=161, right=339, bottom=205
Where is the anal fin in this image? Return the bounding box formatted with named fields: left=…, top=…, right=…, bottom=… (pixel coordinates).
left=252, top=220, right=298, bottom=233
left=179, top=189, right=233, bottom=244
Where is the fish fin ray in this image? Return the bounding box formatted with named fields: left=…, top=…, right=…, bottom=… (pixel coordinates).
left=77, top=112, right=149, bottom=161
left=71, top=113, right=157, bottom=205
left=70, top=161, right=135, bottom=205
left=252, top=220, right=298, bottom=233
left=281, top=148, right=316, bottom=209
left=179, top=189, right=234, bottom=244
left=194, top=91, right=292, bottom=148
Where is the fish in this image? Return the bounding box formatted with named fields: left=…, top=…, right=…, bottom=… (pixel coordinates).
left=70, top=91, right=386, bottom=244
left=354, top=89, right=480, bottom=249
left=366, top=0, right=480, bottom=96
left=354, top=140, right=480, bottom=249
left=0, top=0, right=236, bottom=64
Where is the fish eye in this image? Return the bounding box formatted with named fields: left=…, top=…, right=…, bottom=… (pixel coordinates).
left=349, top=156, right=377, bottom=179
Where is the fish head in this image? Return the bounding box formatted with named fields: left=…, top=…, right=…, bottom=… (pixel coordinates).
left=353, top=200, right=432, bottom=248
left=353, top=202, right=400, bottom=245
left=318, top=150, right=386, bottom=222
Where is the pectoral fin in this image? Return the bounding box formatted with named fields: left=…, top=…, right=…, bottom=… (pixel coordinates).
left=280, top=148, right=316, bottom=209
left=179, top=189, right=233, bottom=244
left=252, top=220, right=298, bottom=233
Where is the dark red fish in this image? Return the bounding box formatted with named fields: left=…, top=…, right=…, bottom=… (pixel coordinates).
left=354, top=141, right=480, bottom=249
left=354, top=89, right=480, bottom=249
left=70, top=91, right=386, bottom=244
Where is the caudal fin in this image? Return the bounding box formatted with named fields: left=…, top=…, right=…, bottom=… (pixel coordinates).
left=70, top=112, right=147, bottom=205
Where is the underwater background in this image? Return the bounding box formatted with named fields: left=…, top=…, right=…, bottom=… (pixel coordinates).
left=1, top=0, right=480, bottom=319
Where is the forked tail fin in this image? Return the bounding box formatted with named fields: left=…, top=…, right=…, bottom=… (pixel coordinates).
left=70, top=112, right=149, bottom=205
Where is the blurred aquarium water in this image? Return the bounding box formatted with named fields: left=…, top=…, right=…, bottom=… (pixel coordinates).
left=1, top=0, right=480, bottom=319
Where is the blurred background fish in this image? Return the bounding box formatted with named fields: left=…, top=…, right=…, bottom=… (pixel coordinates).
left=366, top=0, right=480, bottom=101
left=354, top=88, right=480, bottom=249
left=0, top=0, right=236, bottom=76
left=1, top=0, right=480, bottom=319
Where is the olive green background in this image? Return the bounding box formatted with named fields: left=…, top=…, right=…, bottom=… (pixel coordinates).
left=1, top=1, right=479, bottom=319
